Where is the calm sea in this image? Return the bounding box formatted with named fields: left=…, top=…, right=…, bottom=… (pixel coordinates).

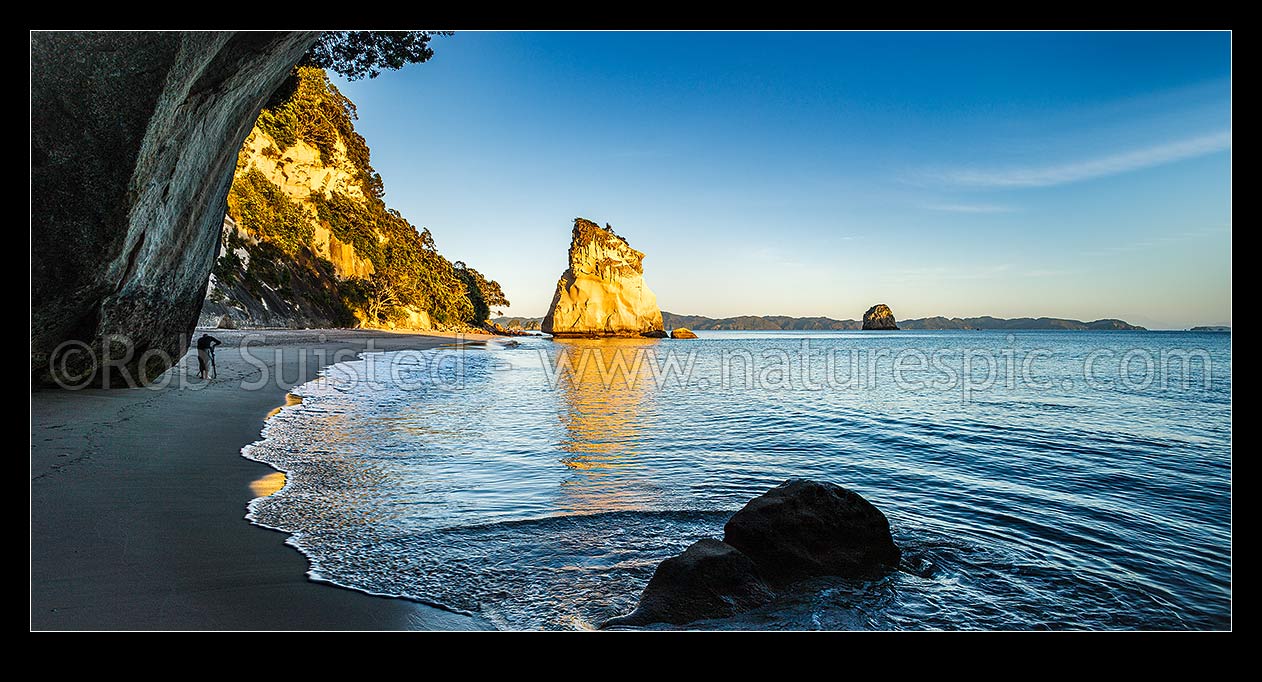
left=244, top=330, right=1231, bottom=630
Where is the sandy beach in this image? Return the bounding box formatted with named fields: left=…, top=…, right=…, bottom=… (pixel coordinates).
left=31, top=328, right=495, bottom=630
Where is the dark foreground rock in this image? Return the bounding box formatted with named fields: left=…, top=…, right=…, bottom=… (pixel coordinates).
left=600, top=539, right=774, bottom=628
left=724, top=479, right=900, bottom=582
left=861, top=304, right=899, bottom=330
left=601, top=479, right=900, bottom=628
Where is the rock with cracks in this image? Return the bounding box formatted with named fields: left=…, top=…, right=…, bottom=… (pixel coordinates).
left=861, top=304, right=899, bottom=330
left=541, top=218, right=665, bottom=338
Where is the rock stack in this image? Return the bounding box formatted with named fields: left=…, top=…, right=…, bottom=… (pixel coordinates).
left=541, top=219, right=665, bottom=338
left=862, top=304, right=899, bottom=330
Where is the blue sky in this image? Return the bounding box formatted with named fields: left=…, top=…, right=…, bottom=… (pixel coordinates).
left=333, top=31, right=1231, bottom=329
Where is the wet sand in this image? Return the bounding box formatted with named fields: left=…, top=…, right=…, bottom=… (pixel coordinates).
left=31, top=328, right=495, bottom=630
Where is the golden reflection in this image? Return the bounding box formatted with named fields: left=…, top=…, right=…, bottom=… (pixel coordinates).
left=551, top=337, right=660, bottom=513
left=553, top=338, right=657, bottom=462
left=266, top=393, right=303, bottom=419
left=249, top=471, right=287, bottom=497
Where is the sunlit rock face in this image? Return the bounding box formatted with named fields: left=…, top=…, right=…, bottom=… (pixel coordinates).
left=541, top=219, right=665, bottom=338
left=31, top=31, right=317, bottom=386
left=861, top=303, right=899, bottom=330
left=239, top=133, right=376, bottom=279
left=198, top=126, right=382, bottom=330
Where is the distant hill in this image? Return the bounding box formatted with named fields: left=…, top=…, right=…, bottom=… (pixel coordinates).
left=661, top=312, right=860, bottom=330
left=1190, top=325, right=1231, bottom=332
left=500, top=312, right=1146, bottom=332
left=494, top=316, right=543, bottom=331
left=900, top=316, right=1145, bottom=331
left=661, top=312, right=1145, bottom=331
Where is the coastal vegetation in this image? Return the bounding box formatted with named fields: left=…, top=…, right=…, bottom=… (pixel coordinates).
left=303, top=31, right=447, bottom=81
left=207, top=66, right=507, bottom=330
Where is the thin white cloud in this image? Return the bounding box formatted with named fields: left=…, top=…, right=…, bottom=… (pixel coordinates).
left=882, top=263, right=1015, bottom=282
left=1081, top=224, right=1231, bottom=257
left=937, top=130, right=1231, bottom=189
left=924, top=203, right=1016, bottom=214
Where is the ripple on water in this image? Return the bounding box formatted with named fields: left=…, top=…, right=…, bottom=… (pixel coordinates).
left=243, top=332, right=1231, bottom=630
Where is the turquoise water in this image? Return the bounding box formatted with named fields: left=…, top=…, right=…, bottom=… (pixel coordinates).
left=244, top=330, right=1231, bottom=630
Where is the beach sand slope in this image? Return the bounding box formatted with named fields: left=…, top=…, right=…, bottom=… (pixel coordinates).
left=31, top=329, right=493, bottom=630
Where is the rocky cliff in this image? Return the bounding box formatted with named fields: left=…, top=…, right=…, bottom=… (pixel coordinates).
left=31, top=31, right=318, bottom=386
left=197, top=81, right=384, bottom=329
left=861, top=304, right=899, bottom=330
left=197, top=67, right=506, bottom=333
left=541, top=219, right=665, bottom=337
left=198, top=215, right=364, bottom=329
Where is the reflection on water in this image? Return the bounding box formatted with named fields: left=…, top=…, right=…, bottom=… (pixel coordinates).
left=553, top=338, right=657, bottom=463
left=242, top=332, right=1232, bottom=630
left=552, top=338, right=661, bottom=515
left=266, top=393, right=303, bottom=419
left=249, top=471, right=287, bottom=497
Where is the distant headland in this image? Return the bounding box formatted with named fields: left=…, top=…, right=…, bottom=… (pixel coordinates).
left=497, top=311, right=1148, bottom=332
left=515, top=223, right=1151, bottom=337
left=1190, top=325, right=1231, bottom=332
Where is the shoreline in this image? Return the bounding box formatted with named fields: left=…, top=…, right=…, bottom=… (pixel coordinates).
left=31, top=328, right=495, bottom=630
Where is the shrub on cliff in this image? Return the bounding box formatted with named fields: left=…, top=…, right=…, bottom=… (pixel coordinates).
left=455, top=261, right=512, bottom=323
left=255, top=66, right=381, bottom=196
left=226, top=168, right=314, bottom=255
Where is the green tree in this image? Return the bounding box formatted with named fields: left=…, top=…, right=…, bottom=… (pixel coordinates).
left=454, top=261, right=511, bottom=322
left=303, top=31, right=450, bottom=81
left=255, top=67, right=381, bottom=195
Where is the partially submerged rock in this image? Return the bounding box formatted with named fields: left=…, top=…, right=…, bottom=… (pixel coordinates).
left=670, top=327, right=698, bottom=339
left=724, top=479, right=901, bottom=582
left=541, top=219, right=665, bottom=338
left=601, top=479, right=901, bottom=628
left=861, top=304, right=899, bottom=330
left=600, top=539, right=774, bottom=628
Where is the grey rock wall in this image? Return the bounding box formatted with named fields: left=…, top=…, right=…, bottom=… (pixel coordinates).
left=31, top=31, right=318, bottom=386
